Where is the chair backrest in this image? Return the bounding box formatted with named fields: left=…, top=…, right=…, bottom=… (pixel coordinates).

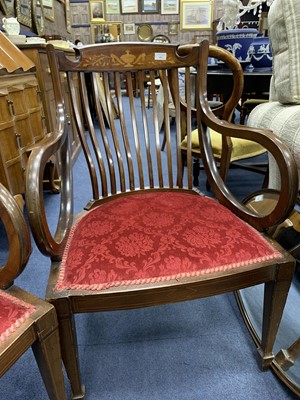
left=25, top=40, right=298, bottom=260
left=0, top=186, right=31, bottom=289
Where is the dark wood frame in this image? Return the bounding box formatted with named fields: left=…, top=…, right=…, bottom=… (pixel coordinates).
left=141, top=0, right=160, bottom=13
left=120, top=0, right=138, bottom=14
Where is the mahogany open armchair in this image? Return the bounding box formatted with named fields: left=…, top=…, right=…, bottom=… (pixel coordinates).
left=0, top=184, right=66, bottom=399
left=25, top=40, right=298, bottom=399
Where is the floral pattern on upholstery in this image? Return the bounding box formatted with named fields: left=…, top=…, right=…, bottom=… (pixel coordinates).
left=55, top=192, right=282, bottom=291
left=0, top=291, right=36, bottom=343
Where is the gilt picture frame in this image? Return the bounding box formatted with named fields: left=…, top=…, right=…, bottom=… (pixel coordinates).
left=180, top=0, right=213, bottom=31
left=141, top=0, right=159, bottom=13
left=90, top=0, right=105, bottom=22
left=43, top=0, right=54, bottom=21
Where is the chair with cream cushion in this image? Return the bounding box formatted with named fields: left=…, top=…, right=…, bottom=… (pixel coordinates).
left=247, top=0, right=300, bottom=190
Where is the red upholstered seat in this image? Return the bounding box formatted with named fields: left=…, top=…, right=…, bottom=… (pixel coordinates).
left=0, top=291, right=36, bottom=343
left=56, top=192, right=281, bottom=292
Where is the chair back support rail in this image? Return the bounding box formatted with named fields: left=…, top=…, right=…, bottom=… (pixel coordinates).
left=24, top=40, right=298, bottom=400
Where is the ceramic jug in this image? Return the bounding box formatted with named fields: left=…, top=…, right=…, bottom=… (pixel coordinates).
left=2, top=17, right=20, bottom=36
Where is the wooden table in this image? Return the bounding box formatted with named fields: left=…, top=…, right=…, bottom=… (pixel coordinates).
left=207, top=67, right=272, bottom=100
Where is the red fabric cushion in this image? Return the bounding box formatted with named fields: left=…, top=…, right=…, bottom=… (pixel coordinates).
left=55, top=192, right=282, bottom=291
left=0, top=291, right=36, bottom=343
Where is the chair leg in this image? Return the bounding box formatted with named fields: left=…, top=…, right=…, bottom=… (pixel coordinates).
left=193, top=158, right=200, bottom=186
left=32, top=307, right=67, bottom=400
left=258, top=261, right=295, bottom=370
left=54, top=300, right=86, bottom=400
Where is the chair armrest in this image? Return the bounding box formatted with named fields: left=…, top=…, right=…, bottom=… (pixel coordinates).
left=25, top=104, right=73, bottom=260
left=197, top=96, right=298, bottom=230
left=0, top=184, right=31, bottom=289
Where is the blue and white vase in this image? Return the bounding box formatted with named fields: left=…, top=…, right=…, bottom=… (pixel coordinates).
left=216, top=28, right=259, bottom=64
left=249, top=36, right=273, bottom=70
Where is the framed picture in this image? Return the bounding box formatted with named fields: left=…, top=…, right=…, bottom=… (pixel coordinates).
left=120, top=0, right=138, bottom=14
left=4, top=0, right=14, bottom=15
left=106, top=0, right=120, bottom=14
left=91, top=22, right=123, bottom=42
left=123, top=23, right=135, bottom=35
left=16, top=0, right=32, bottom=27
left=65, top=0, right=71, bottom=33
left=32, top=0, right=45, bottom=35
left=161, top=0, right=179, bottom=14
left=180, top=0, right=214, bottom=31
left=43, top=0, right=54, bottom=21
left=168, top=22, right=179, bottom=35
left=90, top=0, right=105, bottom=22
left=141, top=0, right=159, bottom=13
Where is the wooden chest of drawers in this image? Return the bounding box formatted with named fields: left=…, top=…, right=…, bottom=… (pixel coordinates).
left=0, top=72, right=46, bottom=195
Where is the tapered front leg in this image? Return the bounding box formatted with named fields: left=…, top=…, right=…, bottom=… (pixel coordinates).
left=258, top=261, right=295, bottom=370
left=32, top=307, right=67, bottom=400
left=53, top=298, right=86, bottom=400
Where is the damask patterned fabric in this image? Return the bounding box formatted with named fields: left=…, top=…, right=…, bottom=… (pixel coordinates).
left=268, top=0, right=300, bottom=104
left=55, top=192, right=282, bottom=291
left=0, top=291, right=36, bottom=343
left=248, top=102, right=300, bottom=189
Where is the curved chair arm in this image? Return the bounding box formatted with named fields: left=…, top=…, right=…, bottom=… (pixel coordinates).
left=178, top=44, right=243, bottom=177
left=25, top=104, right=73, bottom=261
left=196, top=44, right=298, bottom=231
left=178, top=44, right=243, bottom=120
left=0, top=184, right=31, bottom=289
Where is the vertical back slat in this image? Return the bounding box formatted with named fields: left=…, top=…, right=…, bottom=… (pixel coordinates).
left=92, top=72, right=117, bottom=195
left=161, top=70, right=173, bottom=188
left=79, top=72, right=109, bottom=198
left=105, top=72, right=126, bottom=193
left=152, top=70, right=164, bottom=188
left=68, top=73, right=100, bottom=199
left=137, top=70, right=154, bottom=188
left=185, top=67, right=193, bottom=190
left=126, top=71, right=144, bottom=190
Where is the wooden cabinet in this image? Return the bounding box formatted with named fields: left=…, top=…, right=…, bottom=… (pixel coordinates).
left=18, top=44, right=82, bottom=162
left=0, top=72, right=47, bottom=195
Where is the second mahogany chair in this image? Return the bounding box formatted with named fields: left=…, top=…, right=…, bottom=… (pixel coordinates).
left=26, top=40, right=297, bottom=399
left=0, top=184, right=66, bottom=399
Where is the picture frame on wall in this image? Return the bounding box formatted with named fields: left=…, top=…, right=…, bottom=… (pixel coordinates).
left=106, top=0, right=120, bottom=14
left=161, top=0, right=179, bottom=14
left=65, top=0, right=71, bottom=33
left=141, top=0, right=159, bottom=13
left=120, top=0, right=138, bottom=14
left=180, top=0, right=214, bottom=30
left=4, top=0, right=14, bottom=16
left=16, top=0, right=32, bottom=27
left=43, top=0, right=54, bottom=21
left=123, top=23, right=135, bottom=35
left=168, top=22, right=179, bottom=35
left=90, top=0, right=106, bottom=22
